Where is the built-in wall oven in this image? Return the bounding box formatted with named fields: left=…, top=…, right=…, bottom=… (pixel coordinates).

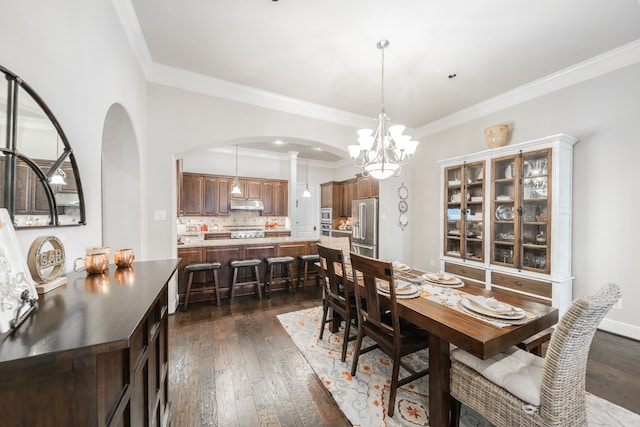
left=320, top=207, right=332, bottom=236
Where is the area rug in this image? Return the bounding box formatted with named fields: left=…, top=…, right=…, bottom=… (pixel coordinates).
left=277, top=306, right=640, bottom=427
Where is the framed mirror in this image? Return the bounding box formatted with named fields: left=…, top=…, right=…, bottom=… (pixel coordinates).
left=1, top=65, right=85, bottom=228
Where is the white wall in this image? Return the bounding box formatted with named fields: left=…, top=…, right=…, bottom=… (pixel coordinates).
left=407, top=63, right=640, bottom=338
left=1, top=0, right=148, bottom=272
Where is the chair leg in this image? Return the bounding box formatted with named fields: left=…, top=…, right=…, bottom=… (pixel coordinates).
left=213, top=269, right=220, bottom=306
left=350, top=323, right=365, bottom=376
left=230, top=267, right=238, bottom=305
left=450, top=396, right=462, bottom=427
left=319, top=301, right=329, bottom=340
left=288, top=263, right=295, bottom=294
left=296, top=261, right=302, bottom=290
left=265, top=265, right=273, bottom=299
left=341, top=316, right=352, bottom=362
left=388, top=353, right=402, bottom=417
left=183, top=271, right=194, bottom=312
left=302, top=262, right=310, bottom=289
left=254, top=265, right=262, bottom=300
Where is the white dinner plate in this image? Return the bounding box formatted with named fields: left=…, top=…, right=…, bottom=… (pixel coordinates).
left=377, top=281, right=416, bottom=295
left=460, top=298, right=525, bottom=319
left=504, top=164, right=513, bottom=179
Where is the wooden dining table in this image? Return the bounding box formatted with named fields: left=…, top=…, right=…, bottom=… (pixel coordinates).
left=338, top=267, right=558, bottom=427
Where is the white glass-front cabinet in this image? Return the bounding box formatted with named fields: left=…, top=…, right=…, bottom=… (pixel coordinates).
left=439, top=134, right=578, bottom=313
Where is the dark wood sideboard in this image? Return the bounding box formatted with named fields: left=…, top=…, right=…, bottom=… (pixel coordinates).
left=0, top=259, right=180, bottom=427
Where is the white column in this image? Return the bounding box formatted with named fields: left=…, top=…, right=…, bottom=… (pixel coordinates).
left=288, top=151, right=299, bottom=235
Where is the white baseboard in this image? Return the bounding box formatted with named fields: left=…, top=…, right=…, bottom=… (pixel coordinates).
left=599, top=318, right=640, bottom=341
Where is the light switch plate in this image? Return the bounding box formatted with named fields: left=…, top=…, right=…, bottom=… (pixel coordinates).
left=154, top=210, right=166, bottom=220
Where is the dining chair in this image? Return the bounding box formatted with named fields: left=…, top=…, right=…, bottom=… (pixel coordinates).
left=449, top=283, right=621, bottom=427
left=318, top=236, right=351, bottom=260
left=349, top=252, right=429, bottom=417
left=317, top=244, right=358, bottom=362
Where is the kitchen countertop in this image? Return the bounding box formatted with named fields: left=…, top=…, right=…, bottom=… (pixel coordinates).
left=178, top=235, right=318, bottom=248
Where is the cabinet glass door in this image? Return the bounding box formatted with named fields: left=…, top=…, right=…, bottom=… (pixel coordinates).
left=445, top=166, right=463, bottom=258
left=464, top=162, right=484, bottom=261
left=521, top=149, right=551, bottom=273
left=491, top=149, right=551, bottom=273
left=492, top=156, right=517, bottom=267
left=444, top=161, right=484, bottom=261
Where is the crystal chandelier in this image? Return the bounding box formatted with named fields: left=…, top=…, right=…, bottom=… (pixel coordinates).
left=348, top=40, right=419, bottom=180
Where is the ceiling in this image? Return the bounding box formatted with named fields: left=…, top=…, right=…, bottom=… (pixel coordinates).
left=128, top=0, right=640, bottom=161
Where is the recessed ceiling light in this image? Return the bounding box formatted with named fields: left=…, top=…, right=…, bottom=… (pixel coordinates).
left=273, top=140, right=285, bottom=145
left=313, top=147, right=322, bottom=151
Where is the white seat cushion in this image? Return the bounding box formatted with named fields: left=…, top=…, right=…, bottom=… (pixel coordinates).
left=451, top=346, right=545, bottom=406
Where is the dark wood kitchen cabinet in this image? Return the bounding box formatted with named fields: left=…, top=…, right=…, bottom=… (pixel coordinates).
left=181, top=173, right=230, bottom=216
left=11, top=158, right=55, bottom=216
left=179, top=173, right=287, bottom=217
left=340, top=178, right=356, bottom=217
left=203, top=176, right=230, bottom=216
left=273, top=180, right=288, bottom=216
left=320, top=181, right=340, bottom=208
left=180, top=173, right=204, bottom=215
left=262, top=179, right=288, bottom=216
left=0, top=260, right=179, bottom=427
left=356, top=174, right=379, bottom=198
left=230, top=178, right=262, bottom=200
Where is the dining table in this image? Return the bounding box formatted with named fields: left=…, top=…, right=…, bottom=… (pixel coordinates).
left=338, top=265, right=559, bottom=427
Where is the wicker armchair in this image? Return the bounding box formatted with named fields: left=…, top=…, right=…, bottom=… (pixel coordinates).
left=450, top=283, right=621, bottom=427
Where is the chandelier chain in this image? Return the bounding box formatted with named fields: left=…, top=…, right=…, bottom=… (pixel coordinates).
left=380, top=44, right=385, bottom=113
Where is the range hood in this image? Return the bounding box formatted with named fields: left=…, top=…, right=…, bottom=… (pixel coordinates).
left=229, top=200, right=264, bottom=211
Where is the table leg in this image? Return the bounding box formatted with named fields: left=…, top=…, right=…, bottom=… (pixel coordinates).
left=330, top=308, right=343, bottom=333
left=428, top=334, right=451, bottom=427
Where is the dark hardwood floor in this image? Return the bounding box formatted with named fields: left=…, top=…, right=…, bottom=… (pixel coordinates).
left=168, top=286, right=640, bottom=426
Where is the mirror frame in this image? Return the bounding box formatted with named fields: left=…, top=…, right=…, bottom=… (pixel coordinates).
left=1, top=65, right=86, bottom=228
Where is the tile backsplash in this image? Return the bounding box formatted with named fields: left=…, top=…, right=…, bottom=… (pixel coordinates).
left=178, top=211, right=287, bottom=230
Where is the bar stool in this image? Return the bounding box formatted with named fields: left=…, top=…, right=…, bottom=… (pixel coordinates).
left=183, top=262, right=222, bottom=311
left=229, top=259, right=262, bottom=304
left=264, top=256, right=295, bottom=298
left=296, top=254, right=320, bottom=289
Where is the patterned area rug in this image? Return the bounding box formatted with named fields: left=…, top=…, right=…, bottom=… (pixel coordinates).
left=277, top=306, right=640, bottom=427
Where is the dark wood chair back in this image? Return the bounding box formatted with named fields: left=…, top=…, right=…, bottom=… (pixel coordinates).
left=317, top=244, right=347, bottom=305
left=349, top=252, right=399, bottom=343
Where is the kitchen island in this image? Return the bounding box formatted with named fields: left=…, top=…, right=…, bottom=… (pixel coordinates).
left=177, top=236, right=319, bottom=305
left=0, top=259, right=180, bottom=427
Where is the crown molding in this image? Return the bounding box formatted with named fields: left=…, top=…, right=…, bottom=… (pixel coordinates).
left=414, top=38, right=640, bottom=138
left=114, top=1, right=640, bottom=139
left=146, top=62, right=372, bottom=129
left=111, top=0, right=153, bottom=72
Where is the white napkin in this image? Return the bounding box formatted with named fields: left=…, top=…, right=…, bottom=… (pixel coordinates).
left=392, top=261, right=410, bottom=270
left=469, top=296, right=524, bottom=315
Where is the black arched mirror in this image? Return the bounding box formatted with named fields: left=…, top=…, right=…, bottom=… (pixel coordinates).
left=1, top=65, right=85, bottom=228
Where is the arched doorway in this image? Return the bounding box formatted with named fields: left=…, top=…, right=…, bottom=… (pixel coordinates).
left=101, top=104, right=142, bottom=256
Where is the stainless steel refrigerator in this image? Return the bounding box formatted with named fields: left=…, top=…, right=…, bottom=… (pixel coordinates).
left=351, top=198, right=378, bottom=258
